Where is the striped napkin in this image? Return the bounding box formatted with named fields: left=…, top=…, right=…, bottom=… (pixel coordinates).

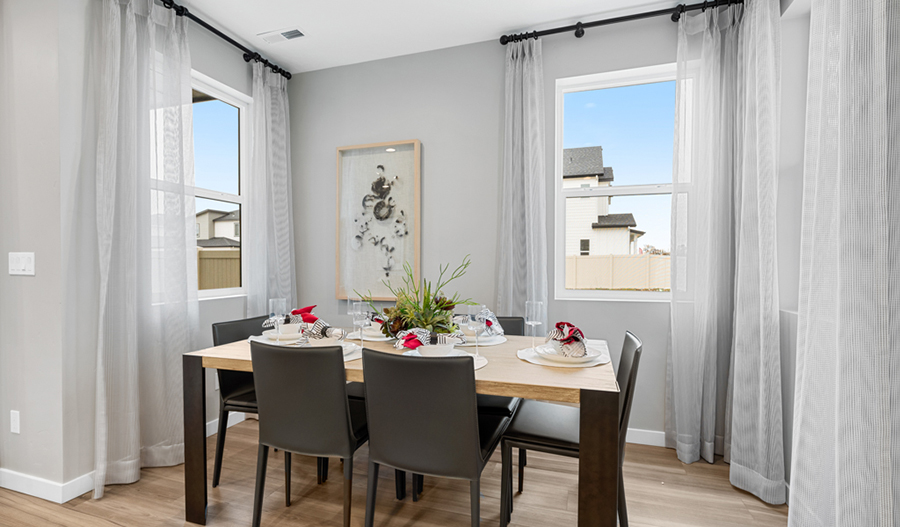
left=394, top=328, right=467, bottom=350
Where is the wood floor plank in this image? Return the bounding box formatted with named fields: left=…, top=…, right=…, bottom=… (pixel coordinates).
left=0, top=421, right=788, bottom=526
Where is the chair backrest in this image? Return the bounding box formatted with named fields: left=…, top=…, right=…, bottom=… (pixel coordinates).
left=250, top=341, right=360, bottom=458
left=496, top=316, right=525, bottom=336
left=211, top=315, right=269, bottom=401
left=616, top=331, right=643, bottom=465
left=362, top=349, right=483, bottom=480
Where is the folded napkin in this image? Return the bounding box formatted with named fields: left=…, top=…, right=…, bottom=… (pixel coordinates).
left=394, top=328, right=467, bottom=350
left=453, top=308, right=505, bottom=336
left=262, top=305, right=315, bottom=329
left=546, top=322, right=587, bottom=358
left=301, top=312, right=345, bottom=340
left=367, top=311, right=385, bottom=324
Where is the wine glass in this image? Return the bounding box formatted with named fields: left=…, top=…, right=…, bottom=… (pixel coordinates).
left=525, top=300, right=543, bottom=351
left=269, top=298, right=287, bottom=342
left=352, top=301, right=367, bottom=350
left=467, top=304, right=486, bottom=359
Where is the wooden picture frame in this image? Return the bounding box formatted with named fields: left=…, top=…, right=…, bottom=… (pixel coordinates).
left=335, top=139, right=421, bottom=301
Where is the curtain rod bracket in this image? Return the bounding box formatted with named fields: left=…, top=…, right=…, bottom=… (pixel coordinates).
left=574, top=22, right=585, bottom=38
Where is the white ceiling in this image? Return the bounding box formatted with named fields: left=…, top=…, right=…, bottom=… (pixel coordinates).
left=183, top=0, right=681, bottom=74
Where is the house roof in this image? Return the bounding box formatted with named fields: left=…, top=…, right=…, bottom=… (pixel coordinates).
left=197, top=237, right=241, bottom=248
left=213, top=210, right=240, bottom=222
left=592, top=213, right=637, bottom=229
left=196, top=208, right=229, bottom=217
left=563, top=147, right=614, bottom=182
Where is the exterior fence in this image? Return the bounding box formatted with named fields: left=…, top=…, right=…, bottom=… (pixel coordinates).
left=198, top=248, right=241, bottom=290
left=565, top=254, right=670, bottom=291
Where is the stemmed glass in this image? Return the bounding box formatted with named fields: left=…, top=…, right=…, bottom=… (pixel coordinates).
left=525, top=300, right=543, bottom=351
left=269, top=298, right=287, bottom=342
left=467, top=304, right=486, bottom=359
left=352, top=301, right=367, bottom=351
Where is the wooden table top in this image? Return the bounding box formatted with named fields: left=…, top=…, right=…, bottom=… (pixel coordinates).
left=186, top=335, right=618, bottom=404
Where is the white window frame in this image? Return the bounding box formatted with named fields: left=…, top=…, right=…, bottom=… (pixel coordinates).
left=554, top=63, right=676, bottom=302
left=192, top=70, right=252, bottom=300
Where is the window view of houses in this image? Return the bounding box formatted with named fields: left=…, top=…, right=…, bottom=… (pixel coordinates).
left=196, top=204, right=241, bottom=290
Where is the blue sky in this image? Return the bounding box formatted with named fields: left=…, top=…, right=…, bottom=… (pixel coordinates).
left=564, top=81, right=674, bottom=251
left=194, top=99, right=239, bottom=214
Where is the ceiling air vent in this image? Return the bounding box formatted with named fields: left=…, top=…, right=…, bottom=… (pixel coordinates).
left=257, top=27, right=305, bottom=44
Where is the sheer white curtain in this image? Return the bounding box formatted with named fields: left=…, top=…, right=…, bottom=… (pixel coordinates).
left=496, top=39, right=548, bottom=330
left=790, top=1, right=899, bottom=524
left=93, top=0, right=198, bottom=498
left=666, top=0, right=785, bottom=504
left=247, top=62, right=297, bottom=316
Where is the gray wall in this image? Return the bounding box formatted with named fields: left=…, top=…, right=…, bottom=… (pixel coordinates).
left=289, top=11, right=810, bottom=478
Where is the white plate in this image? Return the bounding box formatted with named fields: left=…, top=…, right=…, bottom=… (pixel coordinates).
left=534, top=344, right=599, bottom=364
left=456, top=335, right=507, bottom=347
left=346, top=331, right=394, bottom=342
left=402, top=349, right=488, bottom=370
left=263, top=329, right=303, bottom=343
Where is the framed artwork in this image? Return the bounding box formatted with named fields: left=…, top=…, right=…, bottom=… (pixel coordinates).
left=335, top=139, right=421, bottom=300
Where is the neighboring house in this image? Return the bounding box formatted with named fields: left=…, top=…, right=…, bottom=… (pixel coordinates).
left=563, top=146, right=644, bottom=256
left=196, top=208, right=240, bottom=245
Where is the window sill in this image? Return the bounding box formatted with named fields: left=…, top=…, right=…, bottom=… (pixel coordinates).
left=554, top=292, right=671, bottom=303
left=198, top=291, right=247, bottom=302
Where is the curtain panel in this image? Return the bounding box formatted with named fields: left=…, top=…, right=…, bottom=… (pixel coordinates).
left=496, top=39, right=548, bottom=331
left=666, top=0, right=785, bottom=504
left=247, top=63, right=297, bottom=316
left=790, top=1, right=899, bottom=525
left=92, top=0, right=198, bottom=498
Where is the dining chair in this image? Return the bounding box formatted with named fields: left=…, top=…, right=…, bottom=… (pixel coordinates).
left=362, top=349, right=511, bottom=527
left=249, top=341, right=368, bottom=527
left=499, top=331, right=643, bottom=527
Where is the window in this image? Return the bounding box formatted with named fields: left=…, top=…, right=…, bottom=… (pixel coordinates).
left=555, top=64, right=677, bottom=301
left=192, top=72, right=250, bottom=296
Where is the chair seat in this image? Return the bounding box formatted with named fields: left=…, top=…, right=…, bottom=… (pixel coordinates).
left=346, top=382, right=366, bottom=400
left=478, top=414, right=511, bottom=462
left=476, top=395, right=521, bottom=417
left=504, top=400, right=580, bottom=451
left=224, top=390, right=258, bottom=410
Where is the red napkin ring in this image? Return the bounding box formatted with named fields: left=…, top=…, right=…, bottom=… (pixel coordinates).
left=291, top=305, right=316, bottom=315
left=402, top=334, right=423, bottom=349
left=300, top=313, right=318, bottom=324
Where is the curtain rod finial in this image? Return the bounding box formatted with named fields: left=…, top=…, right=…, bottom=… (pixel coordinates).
left=574, top=22, right=585, bottom=38
left=500, top=35, right=509, bottom=45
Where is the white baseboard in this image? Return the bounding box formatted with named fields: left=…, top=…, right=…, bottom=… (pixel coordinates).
left=625, top=427, right=666, bottom=447
left=0, top=468, right=94, bottom=504
left=205, top=411, right=246, bottom=437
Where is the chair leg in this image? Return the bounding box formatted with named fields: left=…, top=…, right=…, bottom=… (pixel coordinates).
left=252, top=444, right=269, bottom=527
left=284, top=452, right=291, bottom=507
left=500, top=441, right=511, bottom=527
left=211, top=407, right=229, bottom=488
left=517, top=448, right=526, bottom=493
left=618, top=468, right=628, bottom=527
left=412, top=473, right=420, bottom=502
left=417, top=473, right=424, bottom=493
left=395, top=469, right=406, bottom=500
left=470, top=479, right=480, bottom=527
left=343, top=456, right=354, bottom=527
left=520, top=448, right=526, bottom=467
left=317, top=457, right=330, bottom=484
left=365, top=461, right=380, bottom=527
left=324, top=457, right=329, bottom=481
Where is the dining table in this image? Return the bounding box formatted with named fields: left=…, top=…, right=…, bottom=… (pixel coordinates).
left=182, top=334, right=620, bottom=526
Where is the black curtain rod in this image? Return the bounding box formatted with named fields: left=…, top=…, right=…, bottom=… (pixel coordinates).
left=500, top=0, right=744, bottom=44
left=160, top=0, right=291, bottom=79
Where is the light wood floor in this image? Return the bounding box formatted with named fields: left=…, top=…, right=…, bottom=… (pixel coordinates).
left=0, top=420, right=787, bottom=527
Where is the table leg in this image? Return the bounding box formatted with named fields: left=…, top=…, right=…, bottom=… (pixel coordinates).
left=578, top=388, right=618, bottom=527
left=183, top=355, right=208, bottom=525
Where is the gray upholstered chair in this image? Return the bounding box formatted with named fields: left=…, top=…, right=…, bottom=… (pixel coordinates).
left=499, top=331, right=643, bottom=527
left=249, top=341, right=368, bottom=527
left=362, top=349, right=510, bottom=527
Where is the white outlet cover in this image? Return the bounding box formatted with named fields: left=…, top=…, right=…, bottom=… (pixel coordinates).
left=8, top=252, right=35, bottom=276
left=10, top=410, right=20, bottom=434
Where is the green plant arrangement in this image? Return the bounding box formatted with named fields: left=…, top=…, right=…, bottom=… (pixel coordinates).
left=357, top=255, right=475, bottom=337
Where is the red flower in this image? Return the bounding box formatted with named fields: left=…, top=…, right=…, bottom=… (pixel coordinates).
left=291, top=305, right=316, bottom=315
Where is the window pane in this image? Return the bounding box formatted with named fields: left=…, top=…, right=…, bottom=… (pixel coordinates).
left=195, top=197, right=241, bottom=290
left=562, top=81, right=675, bottom=186
left=565, top=194, right=670, bottom=292
left=193, top=93, right=239, bottom=195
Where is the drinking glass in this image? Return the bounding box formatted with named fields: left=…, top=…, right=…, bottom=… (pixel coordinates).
left=467, top=304, right=486, bottom=359
left=269, top=298, right=287, bottom=341
left=352, top=301, right=367, bottom=350
left=525, top=300, right=543, bottom=351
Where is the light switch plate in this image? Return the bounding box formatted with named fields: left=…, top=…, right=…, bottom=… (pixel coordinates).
left=8, top=252, right=35, bottom=276
left=10, top=410, right=20, bottom=434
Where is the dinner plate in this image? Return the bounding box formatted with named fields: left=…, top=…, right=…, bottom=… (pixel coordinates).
left=402, top=349, right=488, bottom=370
left=455, top=335, right=507, bottom=347
left=262, top=329, right=303, bottom=343
left=346, top=330, right=394, bottom=342
left=534, top=344, right=600, bottom=364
